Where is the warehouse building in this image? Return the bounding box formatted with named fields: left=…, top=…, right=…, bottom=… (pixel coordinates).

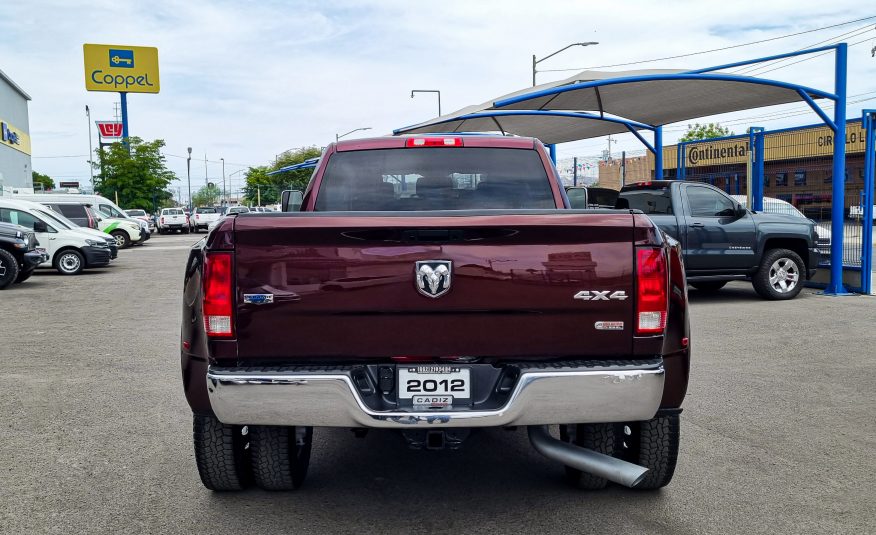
left=0, top=68, right=32, bottom=193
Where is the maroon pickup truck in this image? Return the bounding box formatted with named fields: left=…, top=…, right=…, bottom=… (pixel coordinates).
left=181, top=135, right=690, bottom=492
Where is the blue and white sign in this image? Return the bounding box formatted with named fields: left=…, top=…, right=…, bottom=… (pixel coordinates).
left=109, top=49, right=134, bottom=68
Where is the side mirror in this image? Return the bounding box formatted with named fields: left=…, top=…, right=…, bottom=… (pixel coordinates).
left=281, top=190, right=304, bottom=212
left=33, top=220, right=48, bottom=233
left=736, top=203, right=747, bottom=218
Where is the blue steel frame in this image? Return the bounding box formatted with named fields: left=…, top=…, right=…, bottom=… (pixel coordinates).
left=267, top=157, right=320, bottom=176
left=486, top=43, right=851, bottom=294
left=861, top=109, right=876, bottom=293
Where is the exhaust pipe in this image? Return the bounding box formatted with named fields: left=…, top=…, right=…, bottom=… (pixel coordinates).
left=528, top=425, right=648, bottom=488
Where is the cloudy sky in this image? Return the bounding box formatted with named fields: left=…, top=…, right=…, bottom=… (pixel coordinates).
left=1, top=0, right=874, bottom=197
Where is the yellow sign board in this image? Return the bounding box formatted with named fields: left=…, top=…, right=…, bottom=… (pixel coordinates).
left=83, top=44, right=160, bottom=94
left=661, top=121, right=868, bottom=169
left=1, top=118, right=32, bottom=155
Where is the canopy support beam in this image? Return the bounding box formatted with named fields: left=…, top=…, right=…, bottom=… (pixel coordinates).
left=797, top=90, right=836, bottom=132
left=654, top=126, right=663, bottom=180
left=825, top=42, right=850, bottom=295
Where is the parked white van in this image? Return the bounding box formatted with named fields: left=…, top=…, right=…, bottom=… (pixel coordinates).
left=11, top=193, right=150, bottom=247
left=0, top=199, right=112, bottom=275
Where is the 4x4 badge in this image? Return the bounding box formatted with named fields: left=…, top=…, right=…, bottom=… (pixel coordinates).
left=573, top=290, right=628, bottom=301
left=415, top=260, right=452, bottom=298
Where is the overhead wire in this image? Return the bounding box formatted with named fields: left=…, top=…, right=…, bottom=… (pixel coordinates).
left=539, top=15, right=876, bottom=73
left=730, top=24, right=875, bottom=75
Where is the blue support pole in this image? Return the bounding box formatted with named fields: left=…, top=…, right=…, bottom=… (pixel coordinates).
left=825, top=43, right=849, bottom=295
left=654, top=126, right=663, bottom=179
left=548, top=143, right=557, bottom=164
left=120, top=91, right=130, bottom=152
left=676, top=141, right=687, bottom=180
left=861, top=110, right=875, bottom=293
left=751, top=127, right=765, bottom=211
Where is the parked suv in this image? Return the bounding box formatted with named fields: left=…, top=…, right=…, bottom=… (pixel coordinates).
left=158, top=208, right=189, bottom=233
left=0, top=222, right=45, bottom=289
left=189, top=207, right=220, bottom=233
left=0, top=199, right=112, bottom=275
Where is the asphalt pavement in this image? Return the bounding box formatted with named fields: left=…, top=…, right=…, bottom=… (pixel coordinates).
left=1, top=233, right=874, bottom=534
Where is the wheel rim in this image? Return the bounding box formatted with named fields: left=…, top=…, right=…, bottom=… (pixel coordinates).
left=768, top=257, right=799, bottom=293
left=114, top=234, right=126, bottom=247
left=0, top=259, right=6, bottom=278
left=59, top=253, right=81, bottom=273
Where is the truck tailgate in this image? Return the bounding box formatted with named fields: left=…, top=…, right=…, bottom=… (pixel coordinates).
left=233, top=212, right=636, bottom=360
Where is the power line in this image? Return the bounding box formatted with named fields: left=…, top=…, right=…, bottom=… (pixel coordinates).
left=730, top=24, right=875, bottom=75
left=539, top=15, right=876, bottom=73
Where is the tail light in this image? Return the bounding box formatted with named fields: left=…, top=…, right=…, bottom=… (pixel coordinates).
left=636, top=247, right=668, bottom=335
left=87, top=211, right=95, bottom=229
left=203, top=252, right=234, bottom=337
left=405, top=137, right=463, bottom=147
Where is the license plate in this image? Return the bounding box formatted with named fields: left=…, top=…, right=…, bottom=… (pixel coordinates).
left=398, top=365, right=471, bottom=403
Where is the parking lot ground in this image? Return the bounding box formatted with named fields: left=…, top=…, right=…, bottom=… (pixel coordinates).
left=1, top=233, right=875, bottom=534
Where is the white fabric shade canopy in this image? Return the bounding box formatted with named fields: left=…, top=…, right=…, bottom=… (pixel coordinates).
left=394, top=68, right=832, bottom=143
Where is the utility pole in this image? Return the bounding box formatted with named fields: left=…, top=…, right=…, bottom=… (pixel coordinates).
left=220, top=158, right=226, bottom=207
left=604, top=135, right=616, bottom=161
left=85, top=106, right=94, bottom=186
left=186, top=147, right=192, bottom=210
left=204, top=153, right=208, bottom=188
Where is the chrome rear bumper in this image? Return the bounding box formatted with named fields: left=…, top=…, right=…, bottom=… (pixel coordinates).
left=206, top=360, right=665, bottom=429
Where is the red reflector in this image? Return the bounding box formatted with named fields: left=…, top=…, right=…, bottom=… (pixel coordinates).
left=405, top=137, right=463, bottom=147
left=203, top=252, right=234, bottom=338
left=636, top=248, right=668, bottom=335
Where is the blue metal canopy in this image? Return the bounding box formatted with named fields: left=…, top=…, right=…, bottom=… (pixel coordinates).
left=267, top=157, right=320, bottom=176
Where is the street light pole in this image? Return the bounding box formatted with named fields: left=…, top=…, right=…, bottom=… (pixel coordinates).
left=336, top=127, right=372, bottom=143
left=186, top=147, right=192, bottom=209
left=85, top=105, right=94, bottom=186
left=411, top=89, right=441, bottom=116
left=532, top=42, right=598, bottom=86
left=220, top=158, right=226, bottom=207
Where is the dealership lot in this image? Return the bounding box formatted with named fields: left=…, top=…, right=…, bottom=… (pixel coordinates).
left=1, top=233, right=874, bottom=534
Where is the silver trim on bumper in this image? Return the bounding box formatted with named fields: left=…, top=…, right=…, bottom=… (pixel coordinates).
left=206, top=361, right=665, bottom=428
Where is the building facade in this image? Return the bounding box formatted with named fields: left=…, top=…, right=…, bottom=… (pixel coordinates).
left=598, top=119, right=871, bottom=219
left=0, top=68, right=32, bottom=192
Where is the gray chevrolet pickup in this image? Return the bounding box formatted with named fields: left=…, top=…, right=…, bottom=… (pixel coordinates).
left=618, top=181, right=820, bottom=300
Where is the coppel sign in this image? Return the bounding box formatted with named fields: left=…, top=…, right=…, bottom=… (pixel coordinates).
left=83, top=44, right=160, bottom=94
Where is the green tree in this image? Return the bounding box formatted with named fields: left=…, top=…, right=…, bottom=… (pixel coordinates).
left=32, top=171, right=55, bottom=191
left=243, top=146, right=322, bottom=205
left=679, top=122, right=733, bottom=142
left=192, top=184, right=221, bottom=207
left=93, top=137, right=176, bottom=210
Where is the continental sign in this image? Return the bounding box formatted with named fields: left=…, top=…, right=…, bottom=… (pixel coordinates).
left=83, top=44, right=160, bottom=93
left=663, top=121, right=867, bottom=169
left=0, top=119, right=31, bottom=155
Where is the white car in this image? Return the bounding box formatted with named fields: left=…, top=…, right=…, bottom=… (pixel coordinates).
left=125, top=209, right=157, bottom=232
left=732, top=195, right=831, bottom=256
left=158, top=208, right=189, bottom=234
left=189, top=207, right=221, bottom=233
left=0, top=198, right=113, bottom=275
